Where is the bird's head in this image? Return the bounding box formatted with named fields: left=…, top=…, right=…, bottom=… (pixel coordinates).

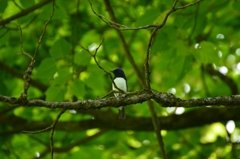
left=111, top=68, right=126, bottom=79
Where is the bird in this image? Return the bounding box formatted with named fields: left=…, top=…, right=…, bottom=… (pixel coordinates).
left=111, top=68, right=127, bottom=119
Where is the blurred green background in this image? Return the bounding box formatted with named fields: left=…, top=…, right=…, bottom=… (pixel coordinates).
left=1, top=0, right=240, bottom=158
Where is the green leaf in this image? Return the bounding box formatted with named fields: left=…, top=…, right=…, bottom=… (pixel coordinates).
left=74, top=50, right=92, bottom=65
left=0, top=29, right=9, bottom=47
left=232, top=1, right=240, bottom=12
left=152, top=26, right=178, bottom=54
left=135, top=9, right=160, bottom=26
left=53, top=68, right=71, bottom=85
left=85, top=65, right=105, bottom=95
left=174, top=43, right=192, bottom=82
left=71, top=80, right=85, bottom=98
left=45, top=85, right=66, bottom=101
left=0, top=0, right=8, bottom=13
left=50, top=38, right=71, bottom=59
left=194, top=41, right=219, bottom=64
left=19, top=0, right=35, bottom=8
left=18, top=13, right=35, bottom=24
left=35, top=58, right=57, bottom=80
left=39, top=3, right=68, bottom=20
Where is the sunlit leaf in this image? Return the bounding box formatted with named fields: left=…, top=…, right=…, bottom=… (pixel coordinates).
left=194, top=41, right=219, bottom=64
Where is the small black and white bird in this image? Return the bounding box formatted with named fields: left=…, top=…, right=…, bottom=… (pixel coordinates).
left=112, top=68, right=127, bottom=119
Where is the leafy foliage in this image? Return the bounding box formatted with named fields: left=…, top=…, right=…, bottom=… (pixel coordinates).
left=1, top=0, right=240, bottom=159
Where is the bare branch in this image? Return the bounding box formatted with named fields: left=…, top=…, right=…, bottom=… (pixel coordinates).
left=1, top=108, right=240, bottom=134
left=17, top=22, right=33, bottom=59
left=103, top=0, right=145, bottom=88
left=22, top=125, right=53, bottom=134
left=204, top=64, right=238, bottom=95
left=33, top=130, right=106, bottom=159
left=50, top=108, right=66, bottom=159
left=144, top=0, right=179, bottom=90
left=0, top=0, right=52, bottom=26
left=19, top=0, right=55, bottom=100
left=2, top=91, right=240, bottom=112
left=147, top=100, right=167, bottom=158
left=33, top=0, right=55, bottom=59
left=78, top=39, right=126, bottom=94
left=88, top=1, right=205, bottom=158
left=12, top=0, right=23, bottom=11
left=175, top=0, right=204, bottom=10
left=89, top=0, right=204, bottom=31
left=22, top=108, right=66, bottom=159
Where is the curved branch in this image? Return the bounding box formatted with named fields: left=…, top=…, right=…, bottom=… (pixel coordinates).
left=33, top=130, right=106, bottom=159
left=103, top=0, right=145, bottom=87
left=89, top=0, right=204, bottom=31
left=0, top=0, right=52, bottom=26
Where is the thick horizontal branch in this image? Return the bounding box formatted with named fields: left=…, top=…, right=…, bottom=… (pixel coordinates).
left=0, top=107, right=239, bottom=135
left=1, top=91, right=240, bottom=109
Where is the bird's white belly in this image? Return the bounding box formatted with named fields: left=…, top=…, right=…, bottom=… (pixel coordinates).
left=112, top=78, right=127, bottom=97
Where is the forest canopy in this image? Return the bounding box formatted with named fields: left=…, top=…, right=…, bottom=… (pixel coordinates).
left=1, top=0, right=240, bottom=159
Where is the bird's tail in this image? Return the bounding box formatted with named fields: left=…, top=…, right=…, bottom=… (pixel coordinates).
left=118, top=106, right=126, bottom=119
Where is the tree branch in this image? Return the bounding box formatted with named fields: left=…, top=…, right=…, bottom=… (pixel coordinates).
left=0, top=61, right=48, bottom=92
left=0, top=0, right=52, bottom=26
left=1, top=91, right=240, bottom=109
left=1, top=107, right=240, bottom=134
left=50, top=108, right=66, bottom=159
left=89, top=0, right=204, bottom=31
left=19, top=0, right=55, bottom=100
left=204, top=64, right=238, bottom=95
left=33, top=130, right=106, bottom=159
left=103, top=0, right=145, bottom=87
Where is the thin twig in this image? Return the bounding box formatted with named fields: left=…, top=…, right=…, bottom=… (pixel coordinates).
left=102, top=0, right=167, bottom=157
left=103, top=0, right=145, bottom=88
left=188, top=2, right=200, bottom=44
left=89, top=0, right=204, bottom=31
left=33, top=130, right=107, bottom=159
left=50, top=108, right=66, bottom=159
left=175, top=0, right=203, bottom=10
left=101, top=90, right=115, bottom=98
left=22, top=125, right=53, bottom=134
left=201, top=64, right=211, bottom=97
left=12, top=0, right=23, bottom=11
left=204, top=64, right=238, bottom=95
left=78, top=39, right=126, bottom=94
left=18, top=0, right=55, bottom=100
left=98, top=0, right=205, bottom=158
left=33, top=0, right=55, bottom=59
left=71, top=0, right=80, bottom=80
left=0, top=0, right=52, bottom=26
left=17, top=22, right=33, bottom=59
left=147, top=100, right=167, bottom=159
left=101, top=90, right=145, bottom=99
